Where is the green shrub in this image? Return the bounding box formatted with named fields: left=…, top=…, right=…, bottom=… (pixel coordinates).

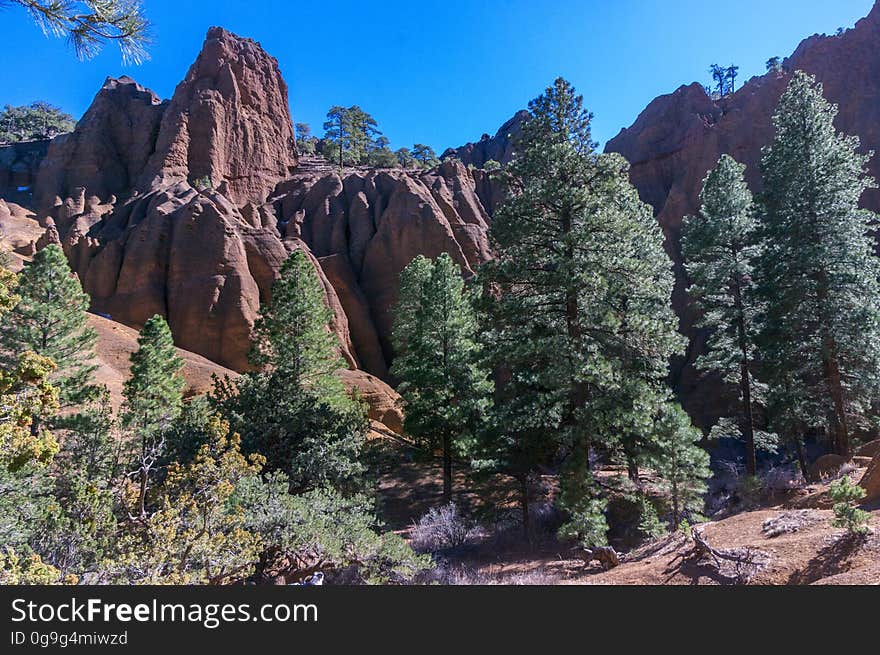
left=829, top=476, right=870, bottom=535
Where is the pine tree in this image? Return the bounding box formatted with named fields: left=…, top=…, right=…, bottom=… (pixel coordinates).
left=121, top=314, right=184, bottom=517
left=322, top=106, right=382, bottom=166
left=412, top=144, right=439, bottom=168
left=0, top=245, right=100, bottom=419
left=682, top=155, right=767, bottom=475
left=6, top=0, right=150, bottom=64
left=647, top=403, right=711, bottom=527
left=215, top=249, right=367, bottom=493
left=480, top=78, right=682, bottom=543
left=757, top=71, right=880, bottom=459
left=249, top=249, right=345, bottom=401
left=391, top=254, right=492, bottom=503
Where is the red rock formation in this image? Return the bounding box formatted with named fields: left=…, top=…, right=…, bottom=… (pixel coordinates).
left=19, top=26, right=497, bottom=382
left=24, top=28, right=306, bottom=372
left=272, top=159, right=493, bottom=371
left=140, top=26, right=298, bottom=205
left=442, top=110, right=527, bottom=167
left=605, top=2, right=880, bottom=425
left=338, top=368, right=404, bottom=436
left=859, top=453, right=880, bottom=501
left=34, top=76, right=166, bottom=215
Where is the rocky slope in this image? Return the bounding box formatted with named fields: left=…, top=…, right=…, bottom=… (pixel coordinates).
left=89, top=312, right=403, bottom=436
left=604, top=1, right=880, bottom=425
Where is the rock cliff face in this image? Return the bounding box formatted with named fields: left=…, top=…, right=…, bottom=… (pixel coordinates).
left=0, top=140, right=50, bottom=206
left=26, top=28, right=298, bottom=374
left=441, top=110, right=527, bottom=167
left=34, top=76, right=166, bottom=215
left=19, top=26, right=494, bottom=390
left=271, top=158, right=494, bottom=376
left=139, top=26, right=298, bottom=205
left=605, top=1, right=880, bottom=425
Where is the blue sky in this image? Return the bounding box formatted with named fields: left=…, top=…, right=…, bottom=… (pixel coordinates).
left=1, top=0, right=873, bottom=151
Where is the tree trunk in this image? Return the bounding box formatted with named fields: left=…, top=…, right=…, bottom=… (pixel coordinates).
left=816, top=269, right=850, bottom=457
left=794, top=434, right=812, bottom=484
left=520, top=476, right=531, bottom=544
left=626, top=452, right=639, bottom=483
left=739, top=358, right=757, bottom=476
left=732, top=276, right=757, bottom=475
left=824, top=350, right=850, bottom=457
left=442, top=433, right=452, bottom=505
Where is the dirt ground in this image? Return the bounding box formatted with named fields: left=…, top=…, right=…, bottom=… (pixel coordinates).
left=375, top=449, right=880, bottom=585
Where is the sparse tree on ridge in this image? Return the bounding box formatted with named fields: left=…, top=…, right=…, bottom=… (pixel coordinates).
left=725, top=65, right=739, bottom=93
left=395, top=147, right=416, bottom=168
left=295, top=122, right=316, bottom=155
left=0, top=102, right=76, bottom=143
left=412, top=143, right=439, bottom=168
left=322, top=105, right=384, bottom=166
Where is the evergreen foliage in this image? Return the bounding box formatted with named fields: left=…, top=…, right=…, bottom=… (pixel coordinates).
left=828, top=476, right=870, bottom=535
left=0, top=244, right=100, bottom=413
left=391, top=253, right=491, bottom=503
left=5, top=0, right=150, bottom=63
left=215, top=249, right=367, bottom=493
left=0, top=101, right=76, bottom=143
left=757, top=71, right=880, bottom=459
left=682, top=155, right=769, bottom=474
left=480, top=77, right=683, bottom=543
left=646, top=403, right=711, bottom=527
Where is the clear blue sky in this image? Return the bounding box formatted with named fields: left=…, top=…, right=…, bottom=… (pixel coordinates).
left=1, top=0, right=874, bottom=151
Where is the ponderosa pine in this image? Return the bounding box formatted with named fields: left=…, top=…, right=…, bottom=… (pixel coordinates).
left=0, top=245, right=100, bottom=422
left=682, top=155, right=766, bottom=475
left=757, top=71, right=880, bottom=459
left=391, top=253, right=491, bottom=504
left=215, top=249, right=367, bottom=493
left=480, top=78, right=682, bottom=546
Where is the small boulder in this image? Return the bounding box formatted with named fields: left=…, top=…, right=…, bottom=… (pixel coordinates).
left=856, top=439, right=880, bottom=459
left=859, top=455, right=880, bottom=501
left=809, top=454, right=847, bottom=481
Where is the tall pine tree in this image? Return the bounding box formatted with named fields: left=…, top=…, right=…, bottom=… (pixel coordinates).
left=681, top=155, right=766, bottom=475
left=0, top=245, right=100, bottom=415
left=214, top=249, right=367, bottom=494
left=121, top=314, right=185, bottom=517
left=480, top=78, right=682, bottom=545
left=391, top=253, right=492, bottom=504
left=757, top=71, right=880, bottom=459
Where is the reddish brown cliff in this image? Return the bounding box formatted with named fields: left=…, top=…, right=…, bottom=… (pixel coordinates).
left=605, top=1, right=880, bottom=425
left=140, top=26, right=298, bottom=205
left=21, top=26, right=494, bottom=384
left=272, top=158, right=494, bottom=375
